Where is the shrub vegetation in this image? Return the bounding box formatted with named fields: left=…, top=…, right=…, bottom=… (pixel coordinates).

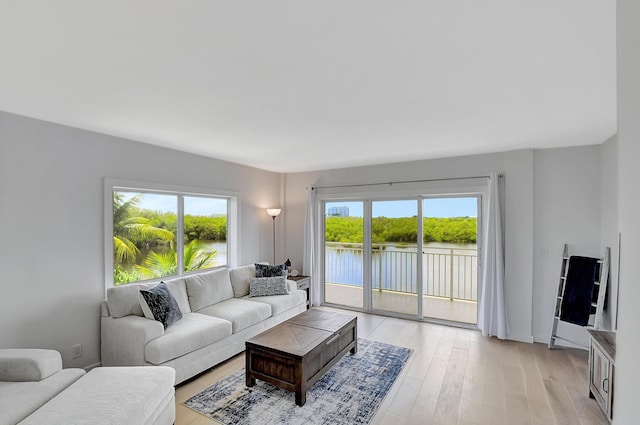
left=325, top=216, right=476, bottom=244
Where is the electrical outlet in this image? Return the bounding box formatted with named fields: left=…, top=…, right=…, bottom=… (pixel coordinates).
left=72, top=344, right=82, bottom=359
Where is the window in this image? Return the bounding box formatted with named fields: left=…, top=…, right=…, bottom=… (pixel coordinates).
left=105, top=180, right=238, bottom=287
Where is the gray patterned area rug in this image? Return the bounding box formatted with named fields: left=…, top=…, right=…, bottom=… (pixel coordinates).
left=183, top=338, right=412, bottom=425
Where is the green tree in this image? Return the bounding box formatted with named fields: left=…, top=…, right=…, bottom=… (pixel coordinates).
left=423, top=217, right=477, bottom=243
left=184, top=215, right=227, bottom=241
left=183, top=240, right=218, bottom=271
left=112, top=193, right=175, bottom=266
left=134, top=240, right=218, bottom=279
left=325, top=215, right=477, bottom=244
left=325, top=217, right=364, bottom=242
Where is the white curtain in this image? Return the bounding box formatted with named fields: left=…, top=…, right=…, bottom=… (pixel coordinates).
left=477, top=172, right=509, bottom=339
left=303, top=188, right=320, bottom=306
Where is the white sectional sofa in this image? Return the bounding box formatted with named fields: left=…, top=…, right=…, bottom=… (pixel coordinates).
left=101, top=264, right=307, bottom=384
left=0, top=349, right=175, bottom=425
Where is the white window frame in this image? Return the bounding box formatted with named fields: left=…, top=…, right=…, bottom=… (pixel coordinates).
left=104, top=178, right=239, bottom=289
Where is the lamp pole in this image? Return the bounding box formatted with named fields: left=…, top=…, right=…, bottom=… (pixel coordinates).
left=271, top=215, right=277, bottom=264
left=266, top=208, right=282, bottom=264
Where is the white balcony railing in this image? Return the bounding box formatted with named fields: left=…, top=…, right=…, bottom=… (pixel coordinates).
left=325, top=242, right=478, bottom=302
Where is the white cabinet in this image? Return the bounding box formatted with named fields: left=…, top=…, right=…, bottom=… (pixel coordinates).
left=588, top=330, right=615, bottom=422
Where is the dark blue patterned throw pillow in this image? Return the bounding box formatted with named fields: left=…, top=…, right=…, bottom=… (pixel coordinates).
left=255, top=263, right=285, bottom=278
left=139, top=282, right=183, bottom=329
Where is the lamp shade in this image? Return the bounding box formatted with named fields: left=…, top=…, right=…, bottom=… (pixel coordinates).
left=266, top=208, right=282, bottom=217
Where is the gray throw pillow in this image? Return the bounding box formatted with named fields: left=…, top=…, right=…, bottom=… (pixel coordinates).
left=248, top=276, right=288, bottom=297
left=139, top=282, right=183, bottom=329
left=255, top=263, right=285, bottom=278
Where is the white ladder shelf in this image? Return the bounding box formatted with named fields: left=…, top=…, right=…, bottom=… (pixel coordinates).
left=548, top=244, right=610, bottom=349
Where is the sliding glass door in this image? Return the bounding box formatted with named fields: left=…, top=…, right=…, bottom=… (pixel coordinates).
left=371, top=200, right=419, bottom=316
left=322, top=195, right=479, bottom=324
left=324, top=201, right=364, bottom=309
left=422, top=197, right=479, bottom=324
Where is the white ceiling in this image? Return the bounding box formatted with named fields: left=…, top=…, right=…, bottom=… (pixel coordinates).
left=0, top=1, right=617, bottom=173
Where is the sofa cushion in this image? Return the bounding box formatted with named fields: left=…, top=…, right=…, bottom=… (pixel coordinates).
left=242, top=290, right=306, bottom=316
left=107, top=283, right=154, bottom=318
left=145, top=313, right=232, bottom=365
left=18, top=367, right=175, bottom=425
left=249, top=276, right=289, bottom=297
left=185, top=268, right=234, bottom=311
left=229, top=264, right=256, bottom=298
left=255, top=263, right=285, bottom=278
left=0, top=349, right=62, bottom=382
left=139, top=283, right=183, bottom=329
left=197, top=298, right=271, bottom=333
left=0, top=368, right=85, bottom=425
left=161, top=278, right=191, bottom=313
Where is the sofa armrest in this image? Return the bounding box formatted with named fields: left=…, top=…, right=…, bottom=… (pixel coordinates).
left=101, top=315, right=164, bottom=367
left=287, top=280, right=297, bottom=294
left=0, top=349, right=62, bottom=382
left=100, top=300, right=110, bottom=317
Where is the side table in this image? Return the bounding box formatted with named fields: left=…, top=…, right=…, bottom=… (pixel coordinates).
left=288, top=275, right=311, bottom=309
left=587, top=329, right=615, bottom=422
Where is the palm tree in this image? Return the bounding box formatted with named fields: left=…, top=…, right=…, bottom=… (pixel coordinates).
left=113, top=193, right=175, bottom=265
left=183, top=240, right=218, bottom=272
left=134, top=251, right=177, bottom=278
left=135, top=240, right=218, bottom=279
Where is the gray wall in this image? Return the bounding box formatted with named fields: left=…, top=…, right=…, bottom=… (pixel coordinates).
left=285, top=144, right=615, bottom=346
left=0, top=111, right=281, bottom=368
left=600, top=137, right=618, bottom=331
left=532, top=143, right=618, bottom=347
left=613, top=0, right=640, bottom=422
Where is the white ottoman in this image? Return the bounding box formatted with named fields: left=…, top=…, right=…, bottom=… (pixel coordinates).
left=19, top=366, right=175, bottom=425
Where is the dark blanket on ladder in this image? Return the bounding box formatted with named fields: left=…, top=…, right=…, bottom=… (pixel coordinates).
left=560, top=256, right=599, bottom=326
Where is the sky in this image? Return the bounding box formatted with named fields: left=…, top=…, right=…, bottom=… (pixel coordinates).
left=118, top=191, right=227, bottom=216
left=120, top=191, right=476, bottom=218
left=326, top=197, right=478, bottom=218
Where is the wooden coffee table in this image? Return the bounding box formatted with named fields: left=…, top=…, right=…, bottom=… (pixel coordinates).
left=245, top=309, right=357, bottom=406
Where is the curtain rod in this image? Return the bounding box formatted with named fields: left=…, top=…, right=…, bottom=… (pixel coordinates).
left=311, top=173, right=504, bottom=191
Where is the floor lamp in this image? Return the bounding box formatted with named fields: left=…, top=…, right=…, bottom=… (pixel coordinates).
left=266, top=208, right=281, bottom=264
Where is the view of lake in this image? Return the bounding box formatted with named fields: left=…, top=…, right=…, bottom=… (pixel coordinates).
left=325, top=242, right=478, bottom=300
left=123, top=239, right=475, bottom=301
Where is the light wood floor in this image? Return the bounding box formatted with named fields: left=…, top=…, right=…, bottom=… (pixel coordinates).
left=175, top=307, right=607, bottom=425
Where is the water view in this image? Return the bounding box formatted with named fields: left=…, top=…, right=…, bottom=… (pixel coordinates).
left=325, top=242, right=478, bottom=301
